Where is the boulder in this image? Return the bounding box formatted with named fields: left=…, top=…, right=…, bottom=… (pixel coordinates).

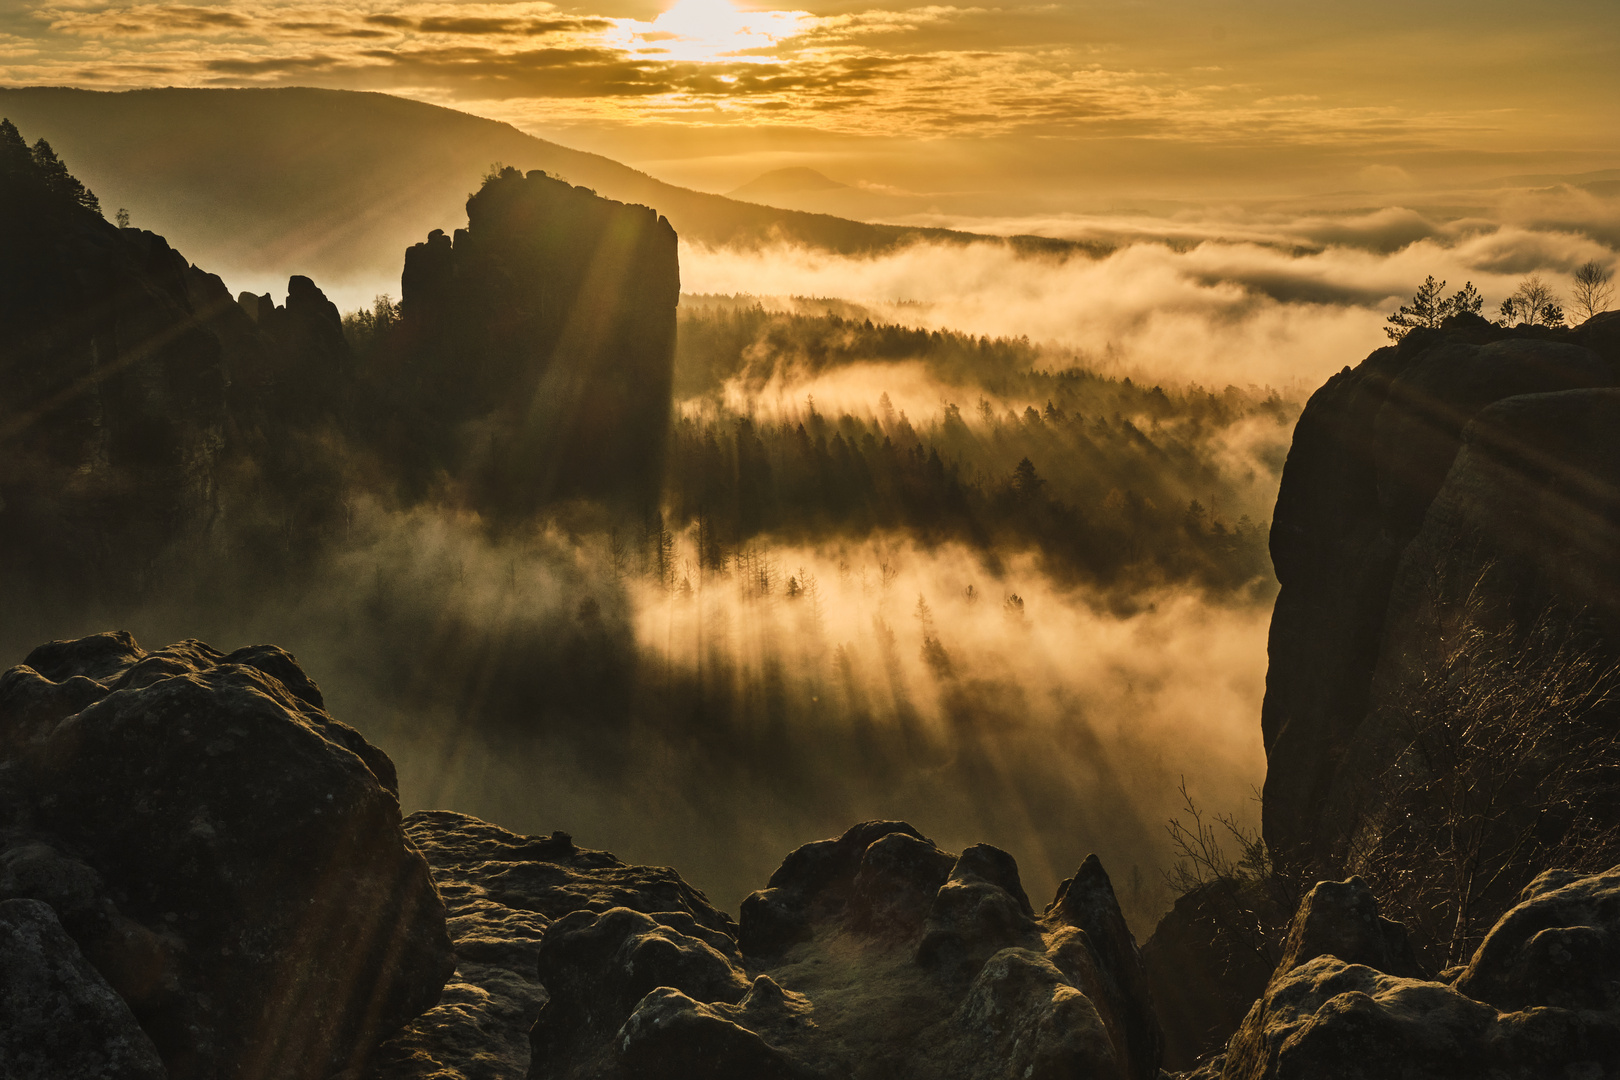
left=1223, top=956, right=1496, bottom=1080
left=1220, top=866, right=1620, bottom=1079
left=614, top=983, right=820, bottom=1080
left=529, top=906, right=750, bottom=1078
left=1270, top=877, right=1424, bottom=983
left=915, top=844, right=1039, bottom=977
left=953, top=948, right=1122, bottom=1080
left=1454, top=863, right=1620, bottom=1012
left=846, top=830, right=956, bottom=937
left=739, top=820, right=929, bottom=956
left=0, top=897, right=167, bottom=1080
left=374, top=811, right=741, bottom=1080
left=0, top=633, right=454, bottom=1080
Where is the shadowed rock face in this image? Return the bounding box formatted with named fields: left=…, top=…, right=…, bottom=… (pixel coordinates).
left=1260, top=313, right=1620, bottom=867
left=0, top=897, right=168, bottom=1079
left=0, top=164, right=228, bottom=597
left=0, top=632, right=454, bottom=1080
left=0, top=153, right=355, bottom=606
left=399, top=167, right=679, bottom=514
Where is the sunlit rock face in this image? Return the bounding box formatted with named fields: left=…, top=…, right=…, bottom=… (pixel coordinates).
left=0, top=632, right=454, bottom=1080
left=1259, top=313, right=1620, bottom=869
left=400, top=167, right=680, bottom=514
left=1222, top=868, right=1620, bottom=1080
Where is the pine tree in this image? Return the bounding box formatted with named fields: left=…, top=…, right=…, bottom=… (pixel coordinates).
left=0, top=118, right=30, bottom=176
left=29, top=137, right=101, bottom=213
left=1385, top=276, right=1449, bottom=340
left=1385, top=277, right=1487, bottom=340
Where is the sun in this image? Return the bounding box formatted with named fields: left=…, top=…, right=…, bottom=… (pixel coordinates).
left=642, top=0, right=807, bottom=63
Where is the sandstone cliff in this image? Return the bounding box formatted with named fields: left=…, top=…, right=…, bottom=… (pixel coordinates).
left=1261, top=312, right=1620, bottom=869
left=394, top=167, right=679, bottom=514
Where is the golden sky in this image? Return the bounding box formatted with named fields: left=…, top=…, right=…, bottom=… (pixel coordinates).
left=4, top=0, right=1617, bottom=204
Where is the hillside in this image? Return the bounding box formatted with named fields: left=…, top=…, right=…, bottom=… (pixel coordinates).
left=0, top=87, right=1094, bottom=299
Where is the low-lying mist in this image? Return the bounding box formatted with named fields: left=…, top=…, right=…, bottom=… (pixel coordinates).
left=2, top=292, right=1305, bottom=929
left=1, top=498, right=1267, bottom=931
left=679, top=204, right=1618, bottom=388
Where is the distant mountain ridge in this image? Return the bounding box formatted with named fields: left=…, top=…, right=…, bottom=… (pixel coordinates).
left=0, top=87, right=1099, bottom=302
left=729, top=166, right=849, bottom=199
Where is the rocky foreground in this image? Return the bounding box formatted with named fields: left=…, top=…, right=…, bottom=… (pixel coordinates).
left=1, top=630, right=1617, bottom=1080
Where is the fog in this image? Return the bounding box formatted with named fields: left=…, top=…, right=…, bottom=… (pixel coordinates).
left=679, top=202, right=1618, bottom=388
left=1, top=494, right=1266, bottom=932
left=13, top=168, right=1615, bottom=934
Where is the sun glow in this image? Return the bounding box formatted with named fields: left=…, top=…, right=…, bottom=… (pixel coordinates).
left=630, top=0, right=809, bottom=63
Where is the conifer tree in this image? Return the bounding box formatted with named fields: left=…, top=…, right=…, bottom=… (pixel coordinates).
left=1384, top=277, right=1487, bottom=340
left=29, top=137, right=102, bottom=213
left=0, top=118, right=30, bottom=175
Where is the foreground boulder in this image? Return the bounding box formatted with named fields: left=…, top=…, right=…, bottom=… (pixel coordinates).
left=1220, top=868, right=1620, bottom=1079
left=0, top=631, right=454, bottom=1079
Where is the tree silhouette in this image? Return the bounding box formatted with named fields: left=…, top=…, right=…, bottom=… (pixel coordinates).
left=1497, top=274, right=1564, bottom=328
left=0, top=119, right=29, bottom=175
left=1571, top=260, right=1614, bottom=323
left=29, top=138, right=101, bottom=213
left=1384, top=277, right=1484, bottom=340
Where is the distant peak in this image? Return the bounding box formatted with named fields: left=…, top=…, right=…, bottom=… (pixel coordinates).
left=728, top=167, right=848, bottom=199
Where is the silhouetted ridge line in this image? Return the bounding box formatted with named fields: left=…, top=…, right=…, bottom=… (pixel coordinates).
left=0, top=86, right=1109, bottom=274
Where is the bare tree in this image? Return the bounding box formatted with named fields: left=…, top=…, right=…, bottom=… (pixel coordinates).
left=1497, top=274, right=1565, bottom=328
left=1571, top=260, right=1615, bottom=323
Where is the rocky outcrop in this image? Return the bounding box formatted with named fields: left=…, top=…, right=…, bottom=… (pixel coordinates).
left=0, top=119, right=357, bottom=603
left=1221, top=867, right=1620, bottom=1079
left=0, top=153, right=228, bottom=596
left=1269, top=877, right=1424, bottom=983
left=1261, top=314, right=1620, bottom=868
left=507, top=819, right=1158, bottom=1080
left=397, top=167, right=679, bottom=513
left=372, top=811, right=737, bottom=1080
left=0, top=632, right=454, bottom=1079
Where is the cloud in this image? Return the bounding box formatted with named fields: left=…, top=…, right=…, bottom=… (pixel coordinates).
left=677, top=206, right=1619, bottom=389
left=47, top=3, right=254, bottom=35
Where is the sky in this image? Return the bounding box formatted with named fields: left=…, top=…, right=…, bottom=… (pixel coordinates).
left=4, top=0, right=1618, bottom=207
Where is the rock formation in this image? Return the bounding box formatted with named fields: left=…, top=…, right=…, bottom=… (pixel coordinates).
left=1260, top=313, right=1620, bottom=868
left=1, top=129, right=681, bottom=614
left=0, top=632, right=454, bottom=1079
left=1220, top=869, right=1620, bottom=1080
left=531, top=820, right=1160, bottom=1080
left=0, top=118, right=361, bottom=606
left=396, top=166, right=679, bottom=513
left=375, top=816, right=1161, bottom=1080
left=1147, top=312, right=1620, bottom=1070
